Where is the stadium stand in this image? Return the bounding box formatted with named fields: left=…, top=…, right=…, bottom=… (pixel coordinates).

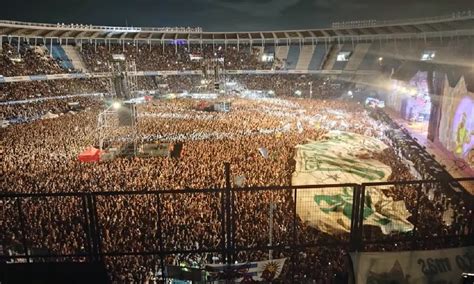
left=50, top=45, right=74, bottom=70
left=274, top=45, right=289, bottom=69
left=344, top=43, right=372, bottom=71
left=332, top=44, right=352, bottom=70
left=0, top=42, right=67, bottom=76
left=295, top=44, right=314, bottom=70
left=62, top=45, right=88, bottom=72
left=1, top=13, right=474, bottom=283
left=321, top=44, right=339, bottom=70
left=285, top=44, right=300, bottom=70
left=308, top=44, right=328, bottom=70
left=358, top=42, right=381, bottom=70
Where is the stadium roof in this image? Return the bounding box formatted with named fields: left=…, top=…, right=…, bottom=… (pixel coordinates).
left=1, top=13, right=474, bottom=43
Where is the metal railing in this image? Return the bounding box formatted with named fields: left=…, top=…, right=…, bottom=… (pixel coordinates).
left=2, top=10, right=473, bottom=36
left=1, top=170, right=473, bottom=282
left=332, top=10, right=473, bottom=29
left=0, top=20, right=203, bottom=33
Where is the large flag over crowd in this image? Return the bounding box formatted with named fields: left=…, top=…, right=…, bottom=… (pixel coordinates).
left=292, top=131, right=414, bottom=235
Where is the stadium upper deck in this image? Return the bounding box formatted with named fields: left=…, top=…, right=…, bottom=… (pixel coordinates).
left=1, top=12, right=473, bottom=43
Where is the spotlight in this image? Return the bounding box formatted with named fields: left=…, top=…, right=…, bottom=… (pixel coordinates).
left=378, top=57, right=383, bottom=61
left=112, top=102, right=122, bottom=110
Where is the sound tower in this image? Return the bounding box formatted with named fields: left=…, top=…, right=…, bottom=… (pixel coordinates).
left=112, top=73, right=130, bottom=99
left=117, top=103, right=135, bottom=126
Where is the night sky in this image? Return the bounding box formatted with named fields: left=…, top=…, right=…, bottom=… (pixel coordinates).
left=1, top=0, right=473, bottom=31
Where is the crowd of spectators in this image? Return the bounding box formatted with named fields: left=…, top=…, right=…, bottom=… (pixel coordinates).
left=2, top=86, right=471, bottom=282
left=0, top=41, right=288, bottom=79
left=0, top=78, right=109, bottom=102
left=0, top=43, right=71, bottom=76
left=227, top=75, right=347, bottom=98
left=0, top=97, right=104, bottom=123
left=80, top=43, right=272, bottom=72
left=0, top=37, right=471, bottom=282
left=132, top=74, right=348, bottom=99
left=0, top=78, right=109, bottom=122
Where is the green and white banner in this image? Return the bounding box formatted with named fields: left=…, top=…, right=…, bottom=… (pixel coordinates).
left=292, top=131, right=414, bottom=235
left=351, top=246, right=474, bottom=284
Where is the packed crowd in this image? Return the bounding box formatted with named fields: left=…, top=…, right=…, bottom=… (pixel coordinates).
left=228, top=74, right=346, bottom=98
left=0, top=43, right=70, bottom=76
left=0, top=78, right=109, bottom=102
left=0, top=74, right=348, bottom=125
left=2, top=87, right=471, bottom=282
left=0, top=78, right=109, bottom=123
left=0, top=41, right=290, bottom=80
left=133, top=74, right=347, bottom=99
left=0, top=96, right=105, bottom=124
left=80, top=43, right=273, bottom=72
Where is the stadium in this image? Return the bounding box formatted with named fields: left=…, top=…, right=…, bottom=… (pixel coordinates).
left=1, top=8, right=474, bottom=284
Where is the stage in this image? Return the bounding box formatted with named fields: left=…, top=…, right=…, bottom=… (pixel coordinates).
left=385, top=108, right=474, bottom=194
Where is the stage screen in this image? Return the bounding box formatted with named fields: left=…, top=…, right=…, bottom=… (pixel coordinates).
left=439, top=77, right=474, bottom=169
left=451, top=96, right=474, bottom=163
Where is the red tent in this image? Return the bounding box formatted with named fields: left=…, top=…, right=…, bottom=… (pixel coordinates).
left=78, top=147, right=101, bottom=163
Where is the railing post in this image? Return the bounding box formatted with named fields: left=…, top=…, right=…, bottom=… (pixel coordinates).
left=221, top=165, right=227, bottom=267
left=224, top=162, right=232, bottom=265
left=81, top=194, right=94, bottom=261
left=155, top=193, right=167, bottom=282
left=87, top=194, right=102, bottom=262
left=16, top=198, right=30, bottom=263
left=349, top=185, right=362, bottom=251
left=231, top=182, right=236, bottom=266
left=291, top=187, right=298, bottom=284
left=350, top=184, right=365, bottom=252
left=357, top=185, right=366, bottom=251
left=467, top=192, right=474, bottom=245
left=410, top=183, right=423, bottom=250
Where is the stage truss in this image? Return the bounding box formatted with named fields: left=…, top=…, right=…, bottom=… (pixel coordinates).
left=97, top=58, right=140, bottom=156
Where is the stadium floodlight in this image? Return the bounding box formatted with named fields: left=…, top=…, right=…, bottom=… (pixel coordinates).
left=336, top=51, right=352, bottom=62
left=421, top=51, right=436, bottom=61
left=261, top=53, right=274, bottom=62
left=111, top=54, right=126, bottom=61
left=112, top=102, right=122, bottom=110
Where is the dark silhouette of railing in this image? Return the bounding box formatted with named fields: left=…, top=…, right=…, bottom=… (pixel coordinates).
left=1, top=170, right=473, bottom=282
